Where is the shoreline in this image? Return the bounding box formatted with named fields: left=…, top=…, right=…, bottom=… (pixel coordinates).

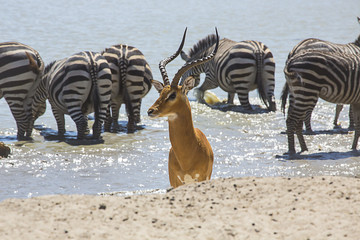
left=0, top=176, right=359, bottom=239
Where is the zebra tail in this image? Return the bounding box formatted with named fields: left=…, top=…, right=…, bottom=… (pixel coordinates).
left=255, top=50, right=268, bottom=108
left=25, top=52, right=40, bottom=74
left=282, top=65, right=301, bottom=115
left=89, top=58, right=100, bottom=122
left=280, top=82, right=289, bottom=115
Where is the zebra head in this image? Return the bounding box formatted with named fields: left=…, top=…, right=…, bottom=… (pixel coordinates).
left=179, top=33, right=219, bottom=88
left=148, top=28, right=219, bottom=118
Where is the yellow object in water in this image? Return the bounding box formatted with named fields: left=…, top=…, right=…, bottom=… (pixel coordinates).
left=203, top=91, right=221, bottom=105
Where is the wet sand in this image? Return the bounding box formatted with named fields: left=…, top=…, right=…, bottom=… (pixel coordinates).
left=0, top=176, right=359, bottom=239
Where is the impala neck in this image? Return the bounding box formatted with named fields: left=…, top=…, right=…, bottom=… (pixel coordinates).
left=167, top=97, right=198, bottom=166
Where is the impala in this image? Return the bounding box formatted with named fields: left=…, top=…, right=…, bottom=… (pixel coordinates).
left=148, top=28, right=218, bottom=188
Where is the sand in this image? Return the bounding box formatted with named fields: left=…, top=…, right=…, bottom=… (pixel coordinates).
left=0, top=176, right=359, bottom=239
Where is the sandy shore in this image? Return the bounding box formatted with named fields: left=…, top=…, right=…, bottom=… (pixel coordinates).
left=0, top=176, right=359, bottom=239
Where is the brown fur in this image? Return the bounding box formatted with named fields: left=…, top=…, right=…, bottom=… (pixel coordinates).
left=25, top=52, right=40, bottom=74
left=148, top=83, right=214, bottom=188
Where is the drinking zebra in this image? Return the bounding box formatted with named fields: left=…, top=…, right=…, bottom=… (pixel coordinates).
left=284, top=50, right=360, bottom=155
left=179, top=35, right=276, bottom=111
left=102, top=44, right=152, bottom=133
left=282, top=17, right=360, bottom=133
left=32, top=51, right=112, bottom=139
left=0, top=42, right=44, bottom=140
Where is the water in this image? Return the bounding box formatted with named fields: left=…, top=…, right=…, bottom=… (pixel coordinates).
left=0, top=0, right=360, bottom=201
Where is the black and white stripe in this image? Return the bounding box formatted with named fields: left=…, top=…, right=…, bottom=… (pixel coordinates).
left=282, top=17, right=360, bottom=132
left=102, top=44, right=152, bottom=133
left=180, top=35, right=276, bottom=111
left=32, top=51, right=112, bottom=139
left=284, top=50, right=360, bottom=155
left=0, top=42, right=44, bottom=140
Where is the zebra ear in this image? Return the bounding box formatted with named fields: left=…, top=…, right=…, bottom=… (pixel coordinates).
left=181, top=76, right=195, bottom=94
left=151, top=80, right=164, bottom=93
left=358, top=16, right=360, bottom=24
left=180, top=51, right=190, bottom=61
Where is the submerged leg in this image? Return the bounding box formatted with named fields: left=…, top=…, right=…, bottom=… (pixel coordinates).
left=349, top=105, right=354, bottom=130
left=351, top=104, right=360, bottom=150
left=51, top=107, right=66, bottom=138
left=304, top=110, right=314, bottom=134
left=296, top=120, right=308, bottom=152
left=333, top=104, right=344, bottom=129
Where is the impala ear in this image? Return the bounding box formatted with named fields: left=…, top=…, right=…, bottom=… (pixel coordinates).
left=181, top=76, right=195, bottom=94
left=151, top=80, right=164, bottom=93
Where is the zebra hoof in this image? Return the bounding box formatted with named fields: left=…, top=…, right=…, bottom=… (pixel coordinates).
left=303, top=130, right=315, bottom=135
left=352, top=149, right=360, bottom=157
left=127, top=127, right=135, bottom=134
left=17, top=135, right=33, bottom=141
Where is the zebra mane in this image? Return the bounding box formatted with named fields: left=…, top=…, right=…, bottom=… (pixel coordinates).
left=188, top=34, right=218, bottom=59
left=44, top=61, right=56, bottom=75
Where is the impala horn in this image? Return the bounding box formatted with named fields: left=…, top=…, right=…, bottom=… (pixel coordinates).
left=159, top=28, right=187, bottom=86
left=171, top=28, right=219, bottom=87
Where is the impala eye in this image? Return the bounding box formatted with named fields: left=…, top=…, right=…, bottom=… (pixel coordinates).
left=167, top=92, right=176, bottom=101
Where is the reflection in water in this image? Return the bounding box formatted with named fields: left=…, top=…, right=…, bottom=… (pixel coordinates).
left=1, top=98, right=359, bottom=201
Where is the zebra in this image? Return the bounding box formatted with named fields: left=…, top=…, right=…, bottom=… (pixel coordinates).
left=284, top=50, right=360, bottom=156
left=31, top=51, right=112, bottom=140
left=179, top=35, right=276, bottom=111
left=0, top=42, right=44, bottom=140
left=102, top=44, right=152, bottom=133
left=281, top=17, right=360, bottom=133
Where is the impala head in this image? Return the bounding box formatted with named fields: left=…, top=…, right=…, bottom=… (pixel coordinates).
left=147, top=28, right=219, bottom=119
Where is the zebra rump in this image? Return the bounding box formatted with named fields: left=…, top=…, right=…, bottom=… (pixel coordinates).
left=180, top=34, right=276, bottom=111
left=284, top=50, right=360, bottom=155
left=281, top=23, right=360, bottom=132
left=32, top=51, right=112, bottom=139
left=102, top=44, right=152, bottom=133
left=0, top=42, right=44, bottom=140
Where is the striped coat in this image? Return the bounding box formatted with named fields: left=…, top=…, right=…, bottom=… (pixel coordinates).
left=32, top=51, right=112, bottom=139
left=102, top=44, right=152, bottom=133
left=0, top=42, right=44, bottom=140
left=282, top=17, right=360, bottom=132
left=180, top=35, right=276, bottom=111
left=284, top=50, right=360, bottom=155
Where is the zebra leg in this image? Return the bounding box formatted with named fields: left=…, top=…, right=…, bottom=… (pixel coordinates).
left=304, top=110, right=315, bottom=135
left=111, top=103, right=120, bottom=133
left=333, top=104, right=343, bottom=129
left=84, top=115, right=90, bottom=135
left=194, top=77, right=218, bottom=104
left=237, top=92, right=253, bottom=110
left=351, top=104, right=360, bottom=151
left=296, top=120, right=308, bottom=152
left=227, top=93, right=235, bottom=104
left=51, top=108, right=66, bottom=138
left=349, top=105, right=354, bottom=130
left=16, top=120, right=31, bottom=140
left=134, top=99, right=142, bottom=124
left=104, top=105, right=112, bottom=132
left=92, top=117, right=102, bottom=139
left=193, top=88, right=206, bottom=104
left=125, top=99, right=136, bottom=134
left=285, top=115, right=298, bottom=155
left=74, top=116, right=88, bottom=139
